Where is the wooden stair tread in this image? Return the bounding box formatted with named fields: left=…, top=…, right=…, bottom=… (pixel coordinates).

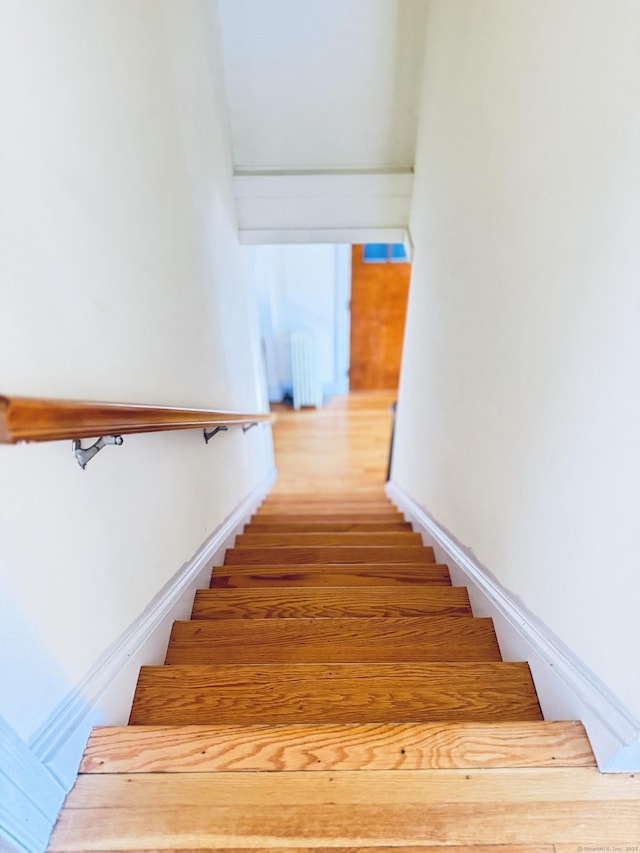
left=259, top=496, right=392, bottom=505
left=258, top=504, right=397, bottom=512
left=224, top=545, right=436, bottom=565
left=235, top=531, right=423, bottom=547
left=214, top=562, right=447, bottom=575
left=49, top=768, right=640, bottom=850
left=62, top=767, right=628, bottom=808
left=251, top=513, right=407, bottom=524
left=257, top=497, right=399, bottom=503
left=261, top=489, right=390, bottom=494
left=48, top=844, right=558, bottom=853
left=255, top=507, right=404, bottom=516
left=210, top=565, right=452, bottom=588
left=192, top=586, right=471, bottom=618
left=165, top=616, right=501, bottom=664
left=245, top=520, right=413, bottom=532
left=129, top=662, right=543, bottom=725
left=80, top=721, right=596, bottom=773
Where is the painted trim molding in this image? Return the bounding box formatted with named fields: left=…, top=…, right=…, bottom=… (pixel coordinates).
left=234, top=170, right=412, bottom=233
left=0, top=715, right=65, bottom=853
left=28, top=466, right=276, bottom=792
left=238, top=226, right=409, bottom=246
left=386, top=479, right=640, bottom=773
left=332, top=244, right=351, bottom=397
left=234, top=167, right=413, bottom=246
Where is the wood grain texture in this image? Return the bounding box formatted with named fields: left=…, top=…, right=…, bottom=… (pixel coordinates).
left=256, top=500, right=397, bottom=512
left=50, top=847, right=554, bottom=853
left=256, top=506, right=397, bottom=515
left=47, top=801, right=640, bottom=850
left=224, top=546, right=435, bottom=566
left=62, top=767, right=640, bottom=808
left=235, top=532, right=423, bottom=547
left=0, top=395, right=271, bottom=443
left=245, top=521, right=413, bottom=532
left=258, top=496, right=395, bottom=504
left=268, top=392, right=396, bottom=497
left=254, top=507, right=403, bottom=518
left=129, top=662, right=543, bottom=725
left=261, top=490, right=390, bottom=501
left=349, top=244, right=411, bottom=391
left=191, top=586, right=471, bottom=619
left=260, top=495, right=392, bottom=504
left=164, top=616, right=501, bottom=664
left=210, top=565, right=452, bottom=588
left=259, top=499, right=393, bottom=506
left=80, top=721, right=596, bottom=773
left=249, top=513, right=407, bottom=524
left=49, top=769, right=640, bottom=849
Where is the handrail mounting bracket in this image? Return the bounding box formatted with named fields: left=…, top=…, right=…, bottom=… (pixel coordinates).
left=73, top=435, right=123, bottom=469
left=204, top=425, right=228, bottom=444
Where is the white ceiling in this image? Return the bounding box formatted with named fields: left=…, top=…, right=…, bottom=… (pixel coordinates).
left=217, top=0, right=427, bottom=173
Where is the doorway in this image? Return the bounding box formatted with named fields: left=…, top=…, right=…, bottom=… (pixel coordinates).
left=349, top=244, right=411, bottom=391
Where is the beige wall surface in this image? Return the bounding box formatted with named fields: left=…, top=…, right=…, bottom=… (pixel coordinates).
left=0, top=0, right=273, bottom=740
left=394, top=0, right=640, bottom=715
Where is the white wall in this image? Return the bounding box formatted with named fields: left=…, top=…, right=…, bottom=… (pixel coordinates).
left=218, top=0, right=426, bottom=171
left=245, top=244, right=350, bottom=401
left=394, top=0, right=640, bottom=717
left=0, top=0, right=272, bottom=818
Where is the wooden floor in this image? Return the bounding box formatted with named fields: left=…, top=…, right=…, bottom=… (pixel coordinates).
left=269, top=391, right=396, bottom=496
left=48, top=393, right=640, bottom=851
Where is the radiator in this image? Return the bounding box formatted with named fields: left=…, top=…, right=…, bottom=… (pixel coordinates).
left=290, top=331, right=323, bottom=410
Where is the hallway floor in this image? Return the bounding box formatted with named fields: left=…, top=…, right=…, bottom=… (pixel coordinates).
left=270, top=390, right=397, bottom=497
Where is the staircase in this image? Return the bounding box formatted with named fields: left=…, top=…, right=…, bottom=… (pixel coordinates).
left=48, top=491, right=610, bottom=850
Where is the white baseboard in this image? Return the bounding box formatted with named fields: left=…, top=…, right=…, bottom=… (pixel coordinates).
left=0, top=715, right=66, bottom=853
left=0, top=837, right=23, bottom=853
left=28, top=467, right=276, bottom=791
left=386, top=479, right=640, bottom=773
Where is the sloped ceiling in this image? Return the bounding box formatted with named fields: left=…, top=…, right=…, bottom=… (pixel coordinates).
left=218, top=0, right=427, bottom=173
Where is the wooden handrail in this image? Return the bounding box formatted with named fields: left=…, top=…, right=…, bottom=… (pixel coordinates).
left=0, top=395, right=273, bottom=443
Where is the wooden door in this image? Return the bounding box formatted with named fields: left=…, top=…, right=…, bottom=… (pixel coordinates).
left=349, top=245, right=411, bottom=391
